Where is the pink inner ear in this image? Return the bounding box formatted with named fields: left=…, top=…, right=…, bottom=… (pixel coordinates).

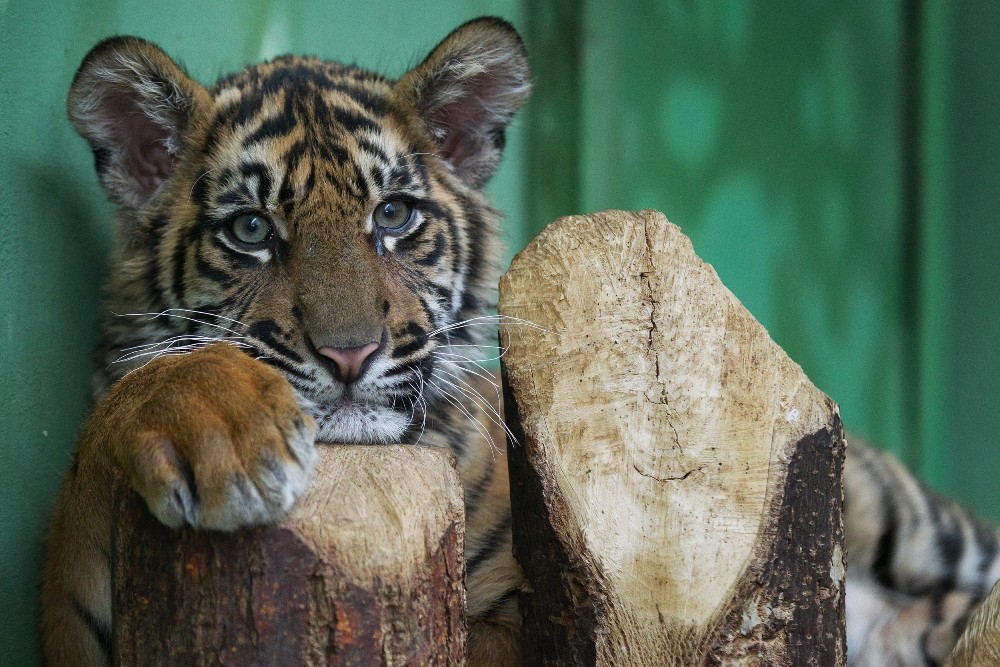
left=430, top=73, right=496, bottom=173
left=105, top=91, right=174, bottom=200
left=437, top=102, right=487, bottom=170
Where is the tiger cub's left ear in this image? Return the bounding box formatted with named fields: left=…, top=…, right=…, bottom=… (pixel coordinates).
left=396, top=17, right=531, bottom=188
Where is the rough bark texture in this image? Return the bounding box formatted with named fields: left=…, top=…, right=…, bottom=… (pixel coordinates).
left=499, top=209, right=846, bottom=666
left=946, top=582, right=1000, bottom=667
left=113, top=445, right=466, bottom=666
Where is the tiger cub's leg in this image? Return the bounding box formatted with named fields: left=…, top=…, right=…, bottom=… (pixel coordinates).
left=845, top=439, right=1000, bottom=664
left=40, top=343, right=315, bottom=666
left=40, top=451, right=116, bottom=666
left=465, top=464, right=522, bottom=667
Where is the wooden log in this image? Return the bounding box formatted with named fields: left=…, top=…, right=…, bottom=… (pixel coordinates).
left=499, top=209, right=846, bottom=666
left=113, top=444, right=466, bottom=666
left=945, top=582, right=1000, bottom=667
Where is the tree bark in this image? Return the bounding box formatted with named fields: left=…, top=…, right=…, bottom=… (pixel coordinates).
left=499, top=209, right=846, bottom=666
left=113, top=444, right=466, bottom=666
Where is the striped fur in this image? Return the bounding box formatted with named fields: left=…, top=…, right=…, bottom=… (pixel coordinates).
left=846, top=440, right=1000, bottom=665
left=40, top=17, right=1000, bottom=667
left=42, top=18, right=528, bottom=666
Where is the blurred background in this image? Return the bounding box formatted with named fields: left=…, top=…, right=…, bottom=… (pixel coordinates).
left=2, top=0, right=997, bottom=662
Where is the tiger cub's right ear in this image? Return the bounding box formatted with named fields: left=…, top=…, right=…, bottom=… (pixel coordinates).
left=68, top=37, right=211, bottom=209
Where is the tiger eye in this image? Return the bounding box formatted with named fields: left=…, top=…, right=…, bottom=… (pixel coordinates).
left=373, top=199, right=414, bottom=232
left=229, top=214, right=272, bottom=245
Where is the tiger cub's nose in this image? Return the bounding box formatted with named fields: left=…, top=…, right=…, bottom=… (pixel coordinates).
left=317, top=342, right=380, bottom=384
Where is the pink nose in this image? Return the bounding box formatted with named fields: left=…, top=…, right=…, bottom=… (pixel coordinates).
left=317, top=342, right=380, bottom=384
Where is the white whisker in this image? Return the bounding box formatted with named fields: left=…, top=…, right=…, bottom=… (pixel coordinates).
left=437, top=371, right=508, bottom=438
left=432, top=372, right=514, bottom=452
left=118, top=334, right=247, bottom=353
left=428, top=377, right=496, bottom=453
left=115, top=307, right=249, bottom=326
left=189, top=165, right=224, bottom=198
left=434, top=355, right=501, bottom=393
left=398, top=151, right=445, bottom=162
left=434, top=348, right=507, bottom=365
left=429, top=314, right=550, bottom=337
left=114, top=308, right=247, bottom=335
left=404, top=374, right=429, bottom=446
left=114, top=343, right=250, bottom=365
left=111, top=336, right=253, bottom=365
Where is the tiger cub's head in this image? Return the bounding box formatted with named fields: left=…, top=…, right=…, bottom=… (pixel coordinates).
left=69, top=18, right=530, bottom=444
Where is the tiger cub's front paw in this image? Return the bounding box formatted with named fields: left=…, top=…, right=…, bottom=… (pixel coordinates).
left=109, top=342, right=317, bottom=531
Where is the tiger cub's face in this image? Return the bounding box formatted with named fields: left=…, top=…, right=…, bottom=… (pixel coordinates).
left=70, top=19, right=529, bottom=443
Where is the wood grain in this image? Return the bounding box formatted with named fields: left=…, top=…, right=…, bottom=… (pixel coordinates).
left=499, top=209, right=846, bottom=666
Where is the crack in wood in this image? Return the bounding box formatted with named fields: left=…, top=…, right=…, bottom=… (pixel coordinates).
left=632, top=463, right=701, bottom=483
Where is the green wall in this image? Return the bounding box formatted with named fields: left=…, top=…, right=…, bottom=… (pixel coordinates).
left=944, top=0, right=1000, bottom=523
left=2, top=0, right=999, bottom=664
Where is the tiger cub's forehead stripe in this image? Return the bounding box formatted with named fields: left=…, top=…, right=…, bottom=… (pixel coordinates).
left=329, top=105, right=381, bottom=136
left=241, top=92, right=298, bottom=147
left=392, top=154, right=431, bottom=192
left=278, top=160, right=315, bottom=218
left=228, top=69, right=389, bottom=146
left=356, top=136, right=391, bottom=168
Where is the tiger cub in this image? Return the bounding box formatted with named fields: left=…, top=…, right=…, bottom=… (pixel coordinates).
left=41, top=17, right=526, bottom=667
left=40, top=16, right=1000, bottom=667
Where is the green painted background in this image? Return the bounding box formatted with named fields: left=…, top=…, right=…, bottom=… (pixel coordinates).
left=2, top=1, right=997, bottom=663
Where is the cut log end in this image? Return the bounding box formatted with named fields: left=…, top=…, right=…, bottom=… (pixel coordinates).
left=500, top=209, right=846, bottom=666
left=113, top=444, right=466, bottom=666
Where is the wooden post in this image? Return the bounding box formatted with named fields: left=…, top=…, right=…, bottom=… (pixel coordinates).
left=499, top=209, right=846, bottom=666
left=113, top=445, right=466, bottom=666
